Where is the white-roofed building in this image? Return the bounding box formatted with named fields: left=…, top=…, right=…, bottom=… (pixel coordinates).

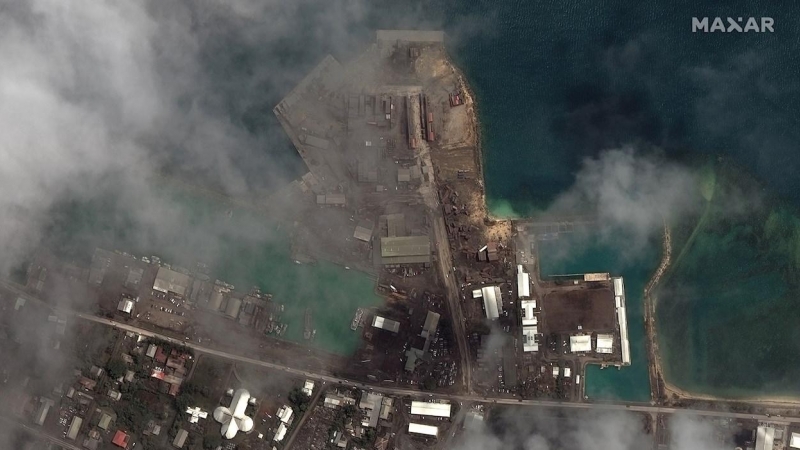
left=302, top=380, right=314, bottom=396
left=273, top=423, right=287, bottom=442
left=410, top=401, right=451, bottom=418
left=213, top=388, right=255, bottom=439
left=372, top=315, right=400, bottom=333
left=596, top=334, right=614, bottom=354
left=408, top=423, right=438, bottom=437
left=117, top=299, right=134, bottom=314
left=186, top=406, right=208, bottom=424
left=522, top=327, right=539, bottom=352
left=564, top=367, right=571, bottom=378
left=153, top=267, right=191, bottom=296
left=517, top=265, right=531, bottom=298
left=613, top=277, right=624, bottom=296
left=481, top=286, right=502, bottom=320
left=276, top=405, right=294, bottom=424
left=569, top=335, right=591, bottom=353
left=789, top=432, right=800, bottom=448
left=520, top=299, right=537, bottom=326
left=756, top=426, right=775, bottom=450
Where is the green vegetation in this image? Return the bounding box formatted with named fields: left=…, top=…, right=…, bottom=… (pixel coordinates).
left=117, top=397, right=153, bottom=433
left=106, top=357, right=127, bottom=380
left=288, top=386, right=311, bottom=413
left=353, top=428, right=376, bottom=447
left=203, top=434, right=222, bottom=449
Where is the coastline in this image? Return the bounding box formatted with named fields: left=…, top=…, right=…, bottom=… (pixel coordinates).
left=646, top=222, right=800, bottom=406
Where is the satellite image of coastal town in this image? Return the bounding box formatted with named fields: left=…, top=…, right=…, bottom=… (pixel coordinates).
left=1, top=1, right=799, bottom=449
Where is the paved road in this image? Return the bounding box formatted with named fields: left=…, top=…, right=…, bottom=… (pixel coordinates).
left=77, top=314, right=800, bottom=424
left=431, top=211, right=473, bottom=392
left=283, top=385, right=324, bottom=450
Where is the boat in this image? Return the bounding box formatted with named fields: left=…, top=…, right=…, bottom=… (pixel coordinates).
left=304, top=308, right=313, bottom=340
left=351, top=308, right=364, bottom=331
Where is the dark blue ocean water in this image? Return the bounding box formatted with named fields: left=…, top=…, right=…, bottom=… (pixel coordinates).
left=436, top=1, right=800, bottom=400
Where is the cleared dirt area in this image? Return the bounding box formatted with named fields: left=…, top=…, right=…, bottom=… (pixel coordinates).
left=542, top=287, right=615, bottom=333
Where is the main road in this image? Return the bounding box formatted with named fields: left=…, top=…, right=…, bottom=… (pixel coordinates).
left=78, top=313, right=800, bottom=425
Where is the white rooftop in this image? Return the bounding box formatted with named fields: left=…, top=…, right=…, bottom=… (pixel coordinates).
left=273, top=423, right=287, bottom=442
left=596, top=334, right=614, bottom=354
left=213, top=388, right=254, bottom=439
left=522, top=326, right=539, bottom=352
left=520, top=299, right=537, bottom=326
left=517, top=266, right=531, bottom=299
left=117, top=299, right=134, bottom=314
left=481, top=286, right=502, bottom=320
left=570, top=335, right=592, bottom=353
left=372, top=315, right=400, bottom=333
left=756, top=426, right=775, bottom=450
left=789, top=432, right=800, bottom=449
left=411, top=401, right=451, bottom=418
left=408, top=423, right=438, bottom=437
left=277, top=405, right=294, bottom=424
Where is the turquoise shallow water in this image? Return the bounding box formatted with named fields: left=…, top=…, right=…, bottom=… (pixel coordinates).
left=43, top=186, right=382, bottom=356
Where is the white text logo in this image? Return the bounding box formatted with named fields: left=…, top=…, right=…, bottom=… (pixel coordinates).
left=692, top=17, right=774, bottom=33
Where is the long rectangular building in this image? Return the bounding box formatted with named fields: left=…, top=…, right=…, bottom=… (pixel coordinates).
left=408, top=423, right=439, bottom=437
left=410, top=401, right=451, bottom=418
left=516, top=265, right=530, bottom=298
left=153, top=267, right=191, bottom=296
left=66, top=416, right=83, bottom=440
left=481, top=286, right=502, bottom=320
left=380, top=236, right=431, bottom=265
left=613, top=277, right=631, bottom=365
left=372, top=315, right=400, bottom=333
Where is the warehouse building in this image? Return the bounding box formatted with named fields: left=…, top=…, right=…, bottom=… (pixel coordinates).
left=520, top=299, right=537, bottom=326
left=569, top=335, right=592, bottom=353
left=353, top=220, right=375, bottom=242
left=380, top=236, right=431, bottom=265
left=420, top=311, right=440, bottom=341
left=789, top=432, right=800, bottom=448
left=613, top=277, right=631, bottom=365
left=411, top=401, right=451, bottom=418
left=66, top=416, right=83, bottom=440
left=522, top=327, right=539, bottom=352
left=473, top=286, right=502, bottom=320
left=173, top=429, right=188, bottom=448
left=315, top=193, right=346, bottom=206
left=34, top=398, right=54, bottom=426
left=224, top=297, right=243, bottom=319
left=153, top=267, right=192, bottom=297
left=117, top=298, right=134, bottom=315
left=372, top=315, right=400, bottom=333
left=517, top=265, right=530, bottom=298
left=756, top=426, right=775, bottom=450
left=408, top=423, right=438, bottom=437
left=596, top=334, right=614, bottom=354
